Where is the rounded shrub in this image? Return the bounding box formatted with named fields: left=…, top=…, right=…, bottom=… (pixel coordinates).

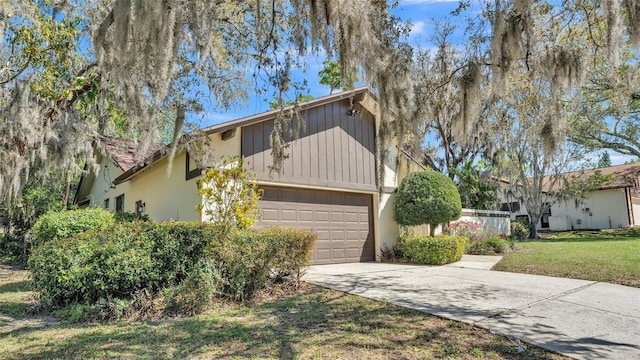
left=28, top=221, right=218, bottom=307
left=395, top=235, right=467, bottom=265
left=31, top=208, right=115, bottom=246
left=394, top=171, right=462, bottom=235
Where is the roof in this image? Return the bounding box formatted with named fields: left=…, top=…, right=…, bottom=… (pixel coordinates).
left=200, top=87, right=374, bottom=135
left=95, top=135, right=166, bottom=172
left=542, top=163, right=640, bottom=191
left=112, top=87, right=378, bottom=184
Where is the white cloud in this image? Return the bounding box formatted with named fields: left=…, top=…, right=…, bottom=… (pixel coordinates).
left=410, top=21, right=426, bottom=36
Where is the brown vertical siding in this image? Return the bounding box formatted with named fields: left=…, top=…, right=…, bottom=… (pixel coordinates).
left=242, top=99, right=376, bottom=190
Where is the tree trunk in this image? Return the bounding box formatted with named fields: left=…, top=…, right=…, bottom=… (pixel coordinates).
left=529, top=216, right=541, bottom=239
left=430, top=223, right=436, bottom=236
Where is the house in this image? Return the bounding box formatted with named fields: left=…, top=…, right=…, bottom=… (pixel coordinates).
left=75, top=88, right=420, bottom=265
left=498, top=163, right=640, bottom=230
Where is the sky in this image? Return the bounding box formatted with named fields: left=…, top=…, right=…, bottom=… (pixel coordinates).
left=198, top=0, right=636, bottom=166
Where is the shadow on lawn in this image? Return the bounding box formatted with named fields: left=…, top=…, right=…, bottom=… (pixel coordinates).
left=2, top=285, right=563, bottom=360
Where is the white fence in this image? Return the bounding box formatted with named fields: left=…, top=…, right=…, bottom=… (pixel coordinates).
left=408, top=208, right=511, bottom=236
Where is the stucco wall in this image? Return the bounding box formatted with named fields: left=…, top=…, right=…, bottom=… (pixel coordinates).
left=126, top=152, right=201, bottom=221
left=373, top=126, right=400, bottom=260
left=552, top=188, right=629, bottom=229
left=498, top=183, right=631, bottom=230
left=633, top=199, right=640, bottom=226
left=85, top=156, right=131, bottom=210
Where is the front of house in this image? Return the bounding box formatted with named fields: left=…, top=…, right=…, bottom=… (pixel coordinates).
left=75, top=88, right=418, bottom=265
left=498, top=164, right=640, bottom=231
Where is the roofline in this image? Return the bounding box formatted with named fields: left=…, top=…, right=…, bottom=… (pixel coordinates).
left=113, top=87, right=377, bottom=184
left=201, top=87, right=374, bottom=135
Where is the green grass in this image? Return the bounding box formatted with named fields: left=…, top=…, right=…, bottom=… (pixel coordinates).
left=494, top=229, right=640, bottom=287
left=0, top=267, right=567, bottom=359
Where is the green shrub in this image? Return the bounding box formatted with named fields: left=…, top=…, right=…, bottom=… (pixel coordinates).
left=163, top=259, right=221, bottom=316
left=510, top=221, right=529, bottom=241
left=28, top=221, right=217, bottom=307
left=466, top=236, right=510, bottom=255
left=113, top=211, right=149, bottom=223
left=208, top=227, right=317, bottom=302
left=394, top=171, right=462, bottom=235
left=395, top=235, right=467, bottom=265
left=31, top=208, right=115, bottom=246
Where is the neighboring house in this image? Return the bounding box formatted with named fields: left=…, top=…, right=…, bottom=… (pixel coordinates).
left=498, top=163, right=640, bottom=230
left=75, top=88, right=418, bottom=265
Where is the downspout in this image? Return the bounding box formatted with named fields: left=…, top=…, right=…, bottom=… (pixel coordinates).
left=626, top=187, right=633, bottom=227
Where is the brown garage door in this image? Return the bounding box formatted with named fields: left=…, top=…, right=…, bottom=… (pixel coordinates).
left=255, top=186, right=374, bottom=265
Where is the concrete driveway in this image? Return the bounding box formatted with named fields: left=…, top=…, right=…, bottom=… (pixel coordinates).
left=303, top=257, right=640, bottom=360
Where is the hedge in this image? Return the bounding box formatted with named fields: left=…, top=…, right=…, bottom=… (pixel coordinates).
left=31, top=208, right=115, bottom=246
left=29, top=221, right=317, bottom=308
left=395, top=235, right=467, bottom=265
left=29, top=221, right=218, bottom=307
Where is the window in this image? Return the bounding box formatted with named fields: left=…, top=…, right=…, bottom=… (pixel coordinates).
left=104, top=198, right=110, bottom=210
left=185, top=152, right=201, bottom=180
left=500, top=202, right=520, bottom=213
left=115, top=194, right=125, bottom=212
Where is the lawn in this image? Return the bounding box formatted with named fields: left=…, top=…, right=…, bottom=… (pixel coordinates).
left=0, top=266, right=567, bottom=359
left=494, top=229, right=640, bottom=287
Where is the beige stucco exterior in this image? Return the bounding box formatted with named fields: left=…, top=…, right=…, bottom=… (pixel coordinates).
left=499, top=184, right=633, bottom=230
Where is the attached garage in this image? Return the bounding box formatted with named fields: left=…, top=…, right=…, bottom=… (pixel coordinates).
left=255, top=186, right=374, bottom=265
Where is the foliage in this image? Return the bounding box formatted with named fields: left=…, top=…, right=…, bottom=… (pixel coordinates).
left=317, top=59, right=359, bottom=94
left=597, top=151, right=612, bottom=168
left=510, top=221, right=529, bottom=242
left=196, top=156, right=262, bottom=240
left=113, top=211, right=149, bottom=223
left=395, top=235, right=467, bottom=265
left=443, top=220, right=511, bottom=255
left=449, top=160, right=498, bottom=210
left=268, top=93, right=315, bottom=110
left=442, top=220, right=483, bottom=242
left=467, top=236, right=511, bottom=255
left=31, top=208, right=115, bottom=246
left=413, top=24, right=487, bottom=176
left=28, top=221, right=217, bottom=307
left=394, top=170, right=462, bottom=235
left=207, top=227, right=317, bottom=302
left=162, top=259, right=219, bottom=316
left=0, top=179, right=65, bottom=263
left=1, top=0, right=419, bottom=203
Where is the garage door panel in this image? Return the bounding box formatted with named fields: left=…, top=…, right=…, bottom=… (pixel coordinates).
left=255, top=186, right=374, bottom=265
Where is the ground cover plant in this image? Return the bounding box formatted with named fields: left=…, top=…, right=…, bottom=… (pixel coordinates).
left=443, top=220, right=513, bottom=256
left=0, top=266, right=569, bottom=360
left=493, top=229, right=640, bottom=287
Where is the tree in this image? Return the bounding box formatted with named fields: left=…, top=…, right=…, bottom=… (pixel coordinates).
left=317, top=59, right=359, bottom=95
left=597, top=151, right=612, bottom=168
left=491, top=70, right=613, bottom=239
left=393, top=170, right=462, bottom=236
left=413, top=23, right=488, bottom=177
left=1, top=0, right=417, bottom=202
left=449, top=160, right=498, bottom=210
left=196, top=156, right=262, bottom=241
left=4, top=0, right=640, bottom=205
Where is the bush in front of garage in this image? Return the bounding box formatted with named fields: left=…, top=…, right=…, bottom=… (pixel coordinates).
left=29, top=218, right=317, bottom=318
left=395, top=235, right=468, bottom=265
